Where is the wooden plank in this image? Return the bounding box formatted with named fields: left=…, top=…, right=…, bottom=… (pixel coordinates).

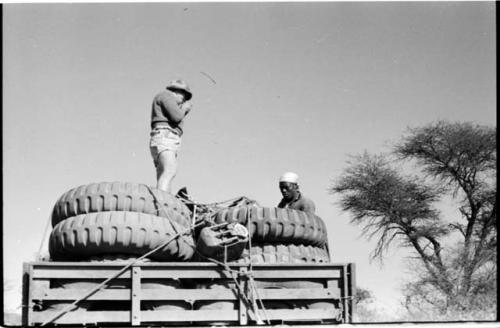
left=31, top=262, right=234, bottom=277
left=257, top=288, right=340, bottom=300
left=140, top=267, right=235, bottom=279
left=141, top=309, right=239, bottom=322
left=32, top=279, right=50, bottom=290
left=326, top=280, right=342, bottom=314
left=31, top=310, right=239, bottom=324
left=145, top=267, right=341, bottom=279
left=131, top=266, right=141, bottom=325
left=341, top=265, right=348, bottom=323
left=238, top=267, right=248, bottom=325
left=33, top=268, right=132, bottom=279
left=33, top=268, right=234, bottom=279
left=31, top=262, right=343, bottom=279
left=32, top=289, right=126, bottom=300
left=29, top=261, right=348, bottom=268
left=32, top=288, right=239, bottom=301
left=32, top=286, right=339, bottom=302
left=29, top=262, right=228, bottom=268
left=347, top=263, right=356, bottom=323
left=22, top=263, right=31, bottom=326
left=33, top=268, right=341, bottom=280
left=248, top=308, right=339, bottom=321
left=30, top=278, right=51, bottom=315
left=31, top=310, right=129, bottom=324
left=250, top=268, right=341, bottom=279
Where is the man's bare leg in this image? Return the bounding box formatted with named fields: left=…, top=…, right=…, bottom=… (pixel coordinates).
left=156, top=150, right=178, bottom=193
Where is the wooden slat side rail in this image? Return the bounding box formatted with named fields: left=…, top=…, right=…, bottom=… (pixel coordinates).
left=33, top=287, right=340, bottom=301
left=29, top=261, right=349, bottom=268
left=33, top=268, right=341, bottom=280
left=31, top=262, right=344, bottom=279
left=33, top=268, right=132, bottom=279
left=24, top=262, right=354, bottom=326
left=31, top=309, right=240, bottom=324
left=32, top=268, right=342, bottom=280
left=33, top=268, right=237, bottom=279
left=130, top=266, right=141, bottom=325
left=347, top=263, right=356, bottom=323
left=342, top=265, right=349, bottom=323
left=238, top=267, right=248, bottom=325
left=31, top=308, right=340, bottom=325
left=21, top=263, right=31, bottom=326
left=247, top=308, right=341, bottom=321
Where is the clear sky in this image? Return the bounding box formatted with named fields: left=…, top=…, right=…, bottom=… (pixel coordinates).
left=3, top=2, right=496, bottom=318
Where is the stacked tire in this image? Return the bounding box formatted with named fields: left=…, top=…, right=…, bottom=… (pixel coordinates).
left=212, top=205, right=330, bottom=264
left=47, top=182, right=196, bottom=313
left=196, top=205, right=333, bottom=318
left=48, top=182, right=195, bottom=261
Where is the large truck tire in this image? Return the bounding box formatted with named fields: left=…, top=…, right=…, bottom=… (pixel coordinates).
left=193, top=243, right=330, bottom=264
left=49, top=211, right=195, bottom=261
left=230, top=243, right=330, bottom=264
left=213, top=206, right=328, bottom=246
left=51, top=182, right=191, bottom=228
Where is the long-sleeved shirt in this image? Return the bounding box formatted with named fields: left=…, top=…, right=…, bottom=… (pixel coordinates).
left=150, top=90, right=188, bottom=136
left=277, top=192, right=316, bottom=214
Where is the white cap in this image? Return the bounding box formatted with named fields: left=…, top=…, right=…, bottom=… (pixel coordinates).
left=279, top=172, right=299, bottom=184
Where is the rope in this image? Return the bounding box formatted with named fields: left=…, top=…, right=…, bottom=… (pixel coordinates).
left=192, top=250, right=256, bottom=311
left=191, top=204, right=197, bottom=230
left=36, top=214, right=52, bottom=261
left=188, top=205, right=271, bottom=325
left=245, top=214, right=271, bottom=325
left=181, top=217, right=269, bottom=324
left=179, top=196, right=245, bottom=208
left=146, top=186, right=268, bottom=323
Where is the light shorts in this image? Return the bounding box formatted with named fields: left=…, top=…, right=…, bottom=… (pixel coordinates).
left=149, top=128, right=182, bottom=167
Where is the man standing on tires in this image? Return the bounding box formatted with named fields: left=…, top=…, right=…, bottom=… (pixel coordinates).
left=150, top=79, right=193, bottom=193
left=277, top=172, right=316, bottom=214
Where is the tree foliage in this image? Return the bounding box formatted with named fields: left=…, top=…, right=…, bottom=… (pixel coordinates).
left=331, top=121, right=496, bottom=315
left=354, top=287, right=374, bottom=305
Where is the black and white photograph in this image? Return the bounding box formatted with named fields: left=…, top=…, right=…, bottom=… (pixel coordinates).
left=2, top=2, right=497, bottom=326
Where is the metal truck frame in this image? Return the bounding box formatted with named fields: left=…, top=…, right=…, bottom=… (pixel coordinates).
left=22, top=262, right=355, bottom=326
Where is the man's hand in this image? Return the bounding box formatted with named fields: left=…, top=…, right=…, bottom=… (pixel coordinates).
left=181, top=101, right=193, bottom=115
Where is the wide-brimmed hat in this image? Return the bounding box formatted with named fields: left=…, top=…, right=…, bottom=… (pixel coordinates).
left=166, top=79, right=192, bottom=100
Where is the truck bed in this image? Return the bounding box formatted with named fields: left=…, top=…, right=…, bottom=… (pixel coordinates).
left=22, top=261, right=355, bottom=326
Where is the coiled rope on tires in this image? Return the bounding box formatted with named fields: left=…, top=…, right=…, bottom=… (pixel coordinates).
left=154, top=187, right=271, bottom=325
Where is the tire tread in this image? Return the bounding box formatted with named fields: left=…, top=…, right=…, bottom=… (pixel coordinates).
left=51, top=182, right=191, bottom=228
left=49, top=211, right=195, bottom=261
left=214, top=206, right=328, bottom=246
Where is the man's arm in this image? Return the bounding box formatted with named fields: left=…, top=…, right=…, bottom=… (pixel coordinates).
left=277, top=198, right=286, bottom=208
left=158, top=93, right=188, bottom=124
left=181, top=101, right=193, bottom=116
left=301, top=198, right=316, bottom=214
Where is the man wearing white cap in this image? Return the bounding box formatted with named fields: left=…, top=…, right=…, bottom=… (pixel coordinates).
left=277, top=172, right=316, bottom=214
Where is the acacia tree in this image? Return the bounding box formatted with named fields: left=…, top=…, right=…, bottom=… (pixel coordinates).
left=331, top=121, right=496, bottom=315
